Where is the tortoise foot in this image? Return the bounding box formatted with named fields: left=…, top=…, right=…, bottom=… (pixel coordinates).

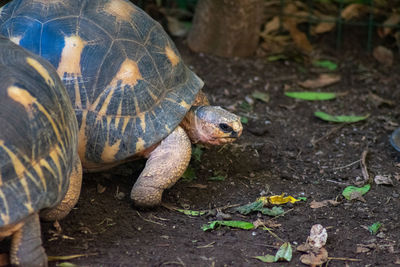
left=131, top=184, right=163, bottom=207
left=130, top=126, right=191, bottom=208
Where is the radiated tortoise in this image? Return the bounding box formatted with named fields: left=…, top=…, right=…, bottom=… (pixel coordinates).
left=0, top=0, right=242, bottom=207
left=0, top=35, right=81, bottom=266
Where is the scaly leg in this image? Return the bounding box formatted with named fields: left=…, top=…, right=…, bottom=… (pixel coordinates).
left=41, top=155, right=82, bottom=221
left=131, top=126, right=191, bottom=207
left=10, top=213, right=47, bottom=267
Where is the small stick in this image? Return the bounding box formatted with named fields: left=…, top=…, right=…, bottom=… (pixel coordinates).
left=327, top=257, right=361, bottom=262
left=312, top=125, right=344, bottom=147
left=360, top=148, right=371, bottom=183
left=136, top=211, right=166, bottom=226
left=197, top=241, right=216, bottom=248
left=331, top=159, right=360, bottom=170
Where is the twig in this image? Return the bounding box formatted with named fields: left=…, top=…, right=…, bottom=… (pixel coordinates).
left=136, top=211, right=166, bottom=226
left=197, top=241, right=216, bottom=248
left=360, top=148, right=371, bottom=183
left=325, top=179, right=350, bottom=185
left=162, top=203, right=241, bottom=214
left=331, top=159, right=360, bottom=171
left=161, top=257, right=186, bottom=266
left=311, top=125, right=344, bottom=147
left=327, top=257, right=361, bottom=262
left=266, top=208, right=294, bottom=222
left=48, top=253, right=98, bottom=261
left=263, top=227, right=285, bottom=243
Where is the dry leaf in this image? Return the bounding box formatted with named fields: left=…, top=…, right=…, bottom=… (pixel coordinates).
left=356, top=245, right=371, bottom=253
left=284, top=18, right=313, bottom=54
left=368, top=92, right=395, bottom=107
left=310, top=200, right=339, bottom=209
left=166, top=16, right=190, bottom=37
left=373, top=46, right=393, bottom=66
left=260, top=35, right=290, bottom=54
left=97, top=184, right=106, bottom=194
left=308, top=224, right=327, bottom=249
left=374, top=175, right=394, bottom=185
left=297, top=242, right=313, bottom=252
left=298, top=74, right=341, bottom=88
left=341, top=4, right=368, bottom=20
left=300, top=247, right=328, bottom=266
left=262, top=16, right=280, bottom=36
left=313, top=21, right=336, bottom=34
left=348, top=191, right=366, bottom=202
left=379, top=13, right=400, bottom=37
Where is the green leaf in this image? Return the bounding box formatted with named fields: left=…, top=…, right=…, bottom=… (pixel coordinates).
left=255, top=242, right=292, bottom=263
left=182, top=166, right=196, bottom=181
left=234, top=201, right=264, bottom=215
left=208, top=175, right=226, bottom=181
left=202, top=220, right=255, bottom=231
left=285, top=91, right=337, bottom=100
left=208, top=170, right=226, bottom=181
left=260, top=206, right=284, bottom=216
left=314, top=111, right=369, bottom=123
left=275, top=242, right=292, bottom=262
left=240, top=117, right=249, bottom=124
left=234, top=201, right=284, bottom=216
left=177, top=209, right=206, bottom=216
left=192, top=145, right=203, bottom=162
left=342, top=184, right=371, bottom=200
left=267, top=54, right=287, bottom=61
left=239, top=101, right=252, bottom=112
left=368, top=222, right=382, bottom=235
left=312, top=60, right=338, bottom=70
left=252, top=91, right=270, bottom=103
left=255, top=255, right=276, bottom=263
left=297, top=197, right=307, bottom=201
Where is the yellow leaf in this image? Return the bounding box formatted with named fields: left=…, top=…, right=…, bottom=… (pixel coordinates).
left=258, top=194, right=300, bottom=205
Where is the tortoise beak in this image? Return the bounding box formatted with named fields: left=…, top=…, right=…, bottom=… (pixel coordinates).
left=230, top=131, right=238, bottom=138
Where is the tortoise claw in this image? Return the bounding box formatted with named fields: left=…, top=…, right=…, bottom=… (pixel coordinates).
left=390, top=128, right=400, bottom=152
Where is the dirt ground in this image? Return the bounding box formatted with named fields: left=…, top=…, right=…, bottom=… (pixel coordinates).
left=31, top=30, right=400, bottom=266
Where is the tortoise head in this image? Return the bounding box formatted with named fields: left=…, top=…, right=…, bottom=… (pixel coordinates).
left=191, top=106, right=242, bottom=145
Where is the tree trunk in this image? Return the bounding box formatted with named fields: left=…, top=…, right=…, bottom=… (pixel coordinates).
left=187, top=0, right=263, bottom=58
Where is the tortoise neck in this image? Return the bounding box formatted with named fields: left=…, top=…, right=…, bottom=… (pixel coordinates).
left=180, top=106, right=201, bottom=144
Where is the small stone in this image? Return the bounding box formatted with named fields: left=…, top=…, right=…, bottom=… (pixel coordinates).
left=115, top=191, right=126, bottom=200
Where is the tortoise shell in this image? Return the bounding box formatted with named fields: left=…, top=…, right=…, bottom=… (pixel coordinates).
left=0, top=0, right=204, bottom=167
left=0, top=36, right=78, bottom=226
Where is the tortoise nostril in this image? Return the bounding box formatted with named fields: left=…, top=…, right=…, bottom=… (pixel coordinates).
left=219, top=123, right=233, bottom=133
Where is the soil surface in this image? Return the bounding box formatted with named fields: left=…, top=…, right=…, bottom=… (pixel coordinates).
left=32, top=34, right=400, bottom=266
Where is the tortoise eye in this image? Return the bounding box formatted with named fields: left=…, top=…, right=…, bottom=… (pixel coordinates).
left=219, top=123, right=233, bottom=133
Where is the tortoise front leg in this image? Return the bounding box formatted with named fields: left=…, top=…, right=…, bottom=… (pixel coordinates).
left=131, top=126, right=191, bottom=207
left=10, top=213, right=47, bottom=267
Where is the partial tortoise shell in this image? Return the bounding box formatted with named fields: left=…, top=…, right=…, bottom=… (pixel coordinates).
left=0, top=0, right=204, bottom=166
left=0, top=35, right=78, bottom=226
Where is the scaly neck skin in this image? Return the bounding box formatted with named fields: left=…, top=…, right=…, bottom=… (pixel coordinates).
left=180, top=106, right=202, bottom=144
